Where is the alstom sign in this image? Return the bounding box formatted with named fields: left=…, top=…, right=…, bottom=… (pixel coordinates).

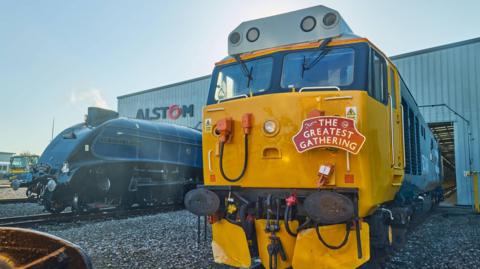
left=136, top=104, right=194, bottom=120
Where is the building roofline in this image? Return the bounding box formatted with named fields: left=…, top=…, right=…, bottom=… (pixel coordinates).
left=117, top=75, right=211, bottom=99
left=391, top=36, right=480, bottom=60
left=117, top=37, right=480, bottom=100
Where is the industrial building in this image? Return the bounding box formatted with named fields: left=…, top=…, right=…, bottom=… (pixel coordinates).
left=0, top=151, right=14, bottom=178
left=0, top=152, right=14, bottom=163
left=117, top=37, right=480, bottom=205
left=392, top=37, right=480, bottom=205
left=117, top=75, right=210, bottom=129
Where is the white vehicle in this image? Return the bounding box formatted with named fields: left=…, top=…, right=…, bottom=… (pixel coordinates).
left=0, top=161, right=9, bottom=179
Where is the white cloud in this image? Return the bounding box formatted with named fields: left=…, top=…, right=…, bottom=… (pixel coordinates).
left=69, top=89, right=109, bottom=109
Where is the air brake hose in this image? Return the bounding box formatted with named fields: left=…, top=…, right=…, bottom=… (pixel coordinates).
left=284, top=205, right=298, bottom=237
left=219, top=134, right=249, bottom=182
left=315, top=222, right=351, bottom=250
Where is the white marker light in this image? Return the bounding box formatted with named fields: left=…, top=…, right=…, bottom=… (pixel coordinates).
left=61, top=162, right=70, bottom=174
left=263, top=120, right=277, bottom=134
left=47, top=179, right=57, bottom=192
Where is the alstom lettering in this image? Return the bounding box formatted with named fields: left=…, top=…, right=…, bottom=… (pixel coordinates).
left=136, top=104, right=194, bottom=120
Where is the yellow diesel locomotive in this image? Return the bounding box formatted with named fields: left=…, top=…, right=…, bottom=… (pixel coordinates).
left=185, top=5, right=442, bottom=269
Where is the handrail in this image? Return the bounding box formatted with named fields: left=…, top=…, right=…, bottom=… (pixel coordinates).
left=298, top=86, right=341, bottom=92
left=207, top=150, right=213, bottom=172
left=324, top=96, right=353, bottom=101
left=401, top=105, right=406, bottom=169
left=217, top=94, right=248, bottom=103
left=390, top=95, right=395, bottom=167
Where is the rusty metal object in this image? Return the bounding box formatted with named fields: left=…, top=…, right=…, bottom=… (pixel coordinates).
left=0, top=227, right=92, bottom=269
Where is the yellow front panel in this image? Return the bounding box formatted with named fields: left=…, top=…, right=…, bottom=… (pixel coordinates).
left=292, top=222, right=370, bottom=269
left=211, top=219, right=251, bottom=268
left=255, top=220, right=299, bottom=269
left=10, top=168, right=25, bottom=175
left=203, top=91, right=402, bottom=216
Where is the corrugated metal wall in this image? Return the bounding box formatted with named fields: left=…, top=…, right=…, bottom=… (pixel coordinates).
left=392, top=38, right=480, bottom=205
left=0, top=152, right=14, bottom=162
left=117, top=76, right=211, bottom=129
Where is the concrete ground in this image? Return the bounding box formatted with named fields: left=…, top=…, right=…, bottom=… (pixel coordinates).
left=0, top=186, right=27, bottom=200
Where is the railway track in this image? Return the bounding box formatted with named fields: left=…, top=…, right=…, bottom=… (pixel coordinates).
left=0, top=198, right=34, bottom=204
left=443, top=185, right=456, bottom=199
left=0, top=205, right=181, bottom=227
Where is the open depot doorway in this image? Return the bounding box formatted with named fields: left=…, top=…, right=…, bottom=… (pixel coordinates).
left=428, top=122, right=456, bottom=205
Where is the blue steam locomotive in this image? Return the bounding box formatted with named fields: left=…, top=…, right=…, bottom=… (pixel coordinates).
left=19, top=107, right=202, bottom=213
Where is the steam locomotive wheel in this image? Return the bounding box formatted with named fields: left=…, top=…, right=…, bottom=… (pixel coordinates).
left=120, top=195, right=133, bottom=209
left=71, top=193, right=87, bottom=214
left=45, top=202, right=66, bottom=214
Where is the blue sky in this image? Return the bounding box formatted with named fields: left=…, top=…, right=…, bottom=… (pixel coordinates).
left=0, top=0, right=479, bottom=154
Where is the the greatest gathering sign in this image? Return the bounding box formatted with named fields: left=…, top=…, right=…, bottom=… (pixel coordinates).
left=292, top=116, right=366, bottom=154
left=136, top=104, right=194, bottom=120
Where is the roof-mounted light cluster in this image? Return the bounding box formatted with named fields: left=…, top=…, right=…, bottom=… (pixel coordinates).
left=228, top=5, right=355, bottom=56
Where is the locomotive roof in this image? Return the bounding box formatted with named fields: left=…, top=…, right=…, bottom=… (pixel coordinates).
left=217, top=5, right=410, bottom=68
left=39, top=118, right=202, bottom=169
left=216, top=37, right=369, bottom=66
left=227, top=5, right=356, bottom=56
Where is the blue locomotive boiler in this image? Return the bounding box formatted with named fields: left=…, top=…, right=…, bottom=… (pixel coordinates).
left=20, top=107, right=202, bottom=213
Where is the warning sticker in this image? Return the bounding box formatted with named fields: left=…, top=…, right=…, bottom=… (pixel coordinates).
left=205, top=118, right=212, bottom=133
left=346, top=107, right=357, bottom=122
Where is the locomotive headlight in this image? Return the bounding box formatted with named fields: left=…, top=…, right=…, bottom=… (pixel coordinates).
left=300, top=16, right=317, bottom=32
left=322, top=12, right=338, bottom=28
left=47, top=179, right=57, bottom=192
left=263, top=120, right=278, bottom=135
left=229, top=31, right=242, bottom=46
left=61, top=162, right=69, bottom=174
left=246, top=27, right=260, bottom=42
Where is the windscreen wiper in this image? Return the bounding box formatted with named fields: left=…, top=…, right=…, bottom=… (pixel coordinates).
left=234, top=55, right=253, bottom=87
left=302, top=38, right=333, bottom=77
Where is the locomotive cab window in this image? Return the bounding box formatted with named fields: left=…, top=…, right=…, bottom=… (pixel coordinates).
left=281, top=47, right=355, bottom=89
left=369, top=50, right=388, bottom=104
left=214, top=57, right=273, bottom=101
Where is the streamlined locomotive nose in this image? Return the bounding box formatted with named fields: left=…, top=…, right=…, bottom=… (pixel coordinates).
left=184, top=188, right=220, bottom=216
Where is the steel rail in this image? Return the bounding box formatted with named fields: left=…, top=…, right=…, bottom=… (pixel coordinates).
left=0, top=198, right=34, bottom=204
left=0, top=205, right=181, bottom=227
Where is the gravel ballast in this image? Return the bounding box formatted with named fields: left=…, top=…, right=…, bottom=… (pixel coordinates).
left=385, top=206, right=480, bottom=269
left=0, top=187, right=46, bottom=217
left=4, top=206, right=476, bottom=269
left=35, top=210, right=225, bottom=269
left=0, top=203, right=45, bottom=217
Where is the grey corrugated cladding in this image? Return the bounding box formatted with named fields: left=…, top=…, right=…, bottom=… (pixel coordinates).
left=117, top=76, right=211, bottom=128
left=392, top=37, right=480, bottom=205
left=0, top=152, right=14, bottom=163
